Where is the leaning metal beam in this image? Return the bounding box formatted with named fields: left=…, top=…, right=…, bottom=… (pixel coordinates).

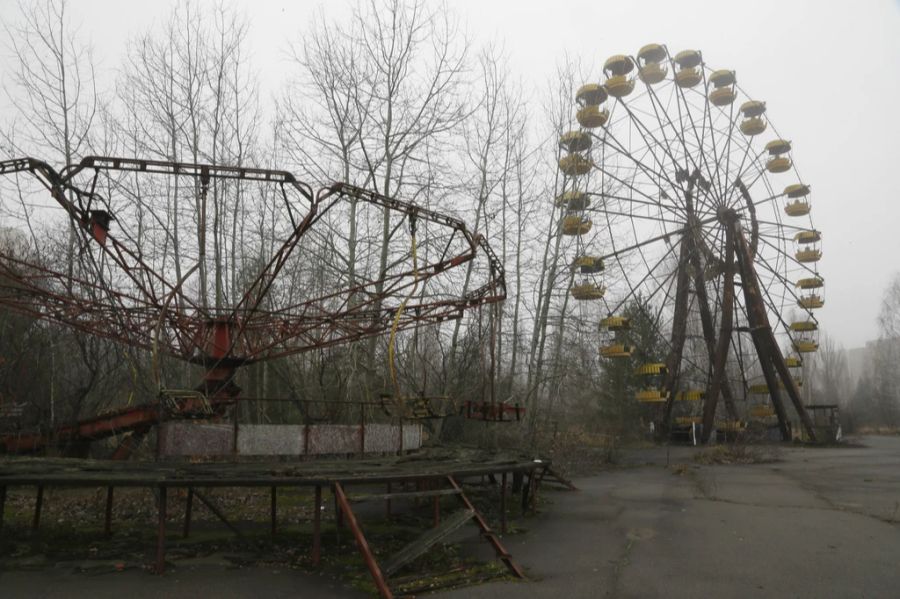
left=732, top=219, right=817, bottom=442
left=662, top=235, right=691, bottom=428
left=688, top=245, right=739, bottom=420
left=701, top=218, right=735, bottom=443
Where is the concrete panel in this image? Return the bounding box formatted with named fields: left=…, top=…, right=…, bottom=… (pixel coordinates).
left=158, top=422, right=233, bottom=457
left=308, top=424, right=361, bottom=455
left=402, top=423, right=422, bottom=451
left=364, top=423, right=400, bottom=453
left=237, top=424, right=305, bottom=456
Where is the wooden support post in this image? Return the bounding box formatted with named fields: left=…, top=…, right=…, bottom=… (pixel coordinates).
left=359, top=404, right=366, bottom=457
left=32, top=485, right=44, bottom=532
left=385, top=482, right=392, bottom=519
left=529, top=470, right=539, bottom=514
left=156, top=486, right=167, bottom=574
left=0, top=485, right=6, bottom=534
left=334, top=488, right=343, bottom=528
left=312, top=485, right=322, bottom=566
left=183, top=487, right=194, bottom=538
left=521, top=473, right=530, bottom=512
left=270, top=486, right=277, bottom=537
left=104, top=487, right=114, bottom=537
left=433, top=489, right=441, bottom=528
left=500, top=473, right=508, bottom=534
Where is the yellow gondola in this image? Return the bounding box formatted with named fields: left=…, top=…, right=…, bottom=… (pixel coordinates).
left=750, top=405, right=776, bottom=419
left=559, top=130, right=592, bottom=152
left=558, top=153, right=592, bottom=176
left=765, top=139, right=792, bottom=173
left=718, top=420, right=746, bottom=432
left=576, top=83, right=608, bottom=106
left=637, top=43, right=668, bottom=85
left=796, top=276, right=824, bottom=289
left=635, top=389, right=669, bottom=402
left=739, top=100, right=767, bottom=136
left=749, top=383, right=771, bottom=394
left=570, top=282, right=605, bottom=300
left=785, top=183, right=810, bottom=198
left=604, top=54, right=635, bottom=97
left=794, top=340, right=819, bottom=353
left=577, top=105, right=609, bottom=128
left=600, top=343, right=633, bottom=358
left=795, top=247, right=821, bottom=262
left=675, top=416, right=703, bottom=425
left=785, top=355, right=803, bottom=368
left=790, top=320, right=818, bottom=332
left=572, top=255, right=604, bottom=274
left=554, top=190, right=590, bottom=209
left=675, top=389, right=705, bottom=401
left=635, top=362, right=668, bottom=376
left=599, top=315, right=630, bottom=331
left=562, top=215, right=592, bottom=235
left=798, top=295, right=824, bottom=309
left=708, top=69, right=736, bottom=106
left=673, top=49, right=702, bottom=88
left=794, top=230, right=821, bottom=244
left=785, top=200, right=811, bottom=217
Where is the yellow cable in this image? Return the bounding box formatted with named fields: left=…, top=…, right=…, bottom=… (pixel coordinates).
left=387, top=229, right=419, bottom=398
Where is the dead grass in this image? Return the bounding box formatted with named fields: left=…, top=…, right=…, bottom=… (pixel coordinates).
left=693, top=444, right=781, bottom=465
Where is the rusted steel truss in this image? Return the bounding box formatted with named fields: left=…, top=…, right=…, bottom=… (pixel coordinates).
left=0, top=155, right=507, bottom=453
left=0, top=156, right=505, bottom=363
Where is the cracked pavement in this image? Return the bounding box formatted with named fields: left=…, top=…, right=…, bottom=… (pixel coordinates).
left=444, top=435, right=900, bottom=599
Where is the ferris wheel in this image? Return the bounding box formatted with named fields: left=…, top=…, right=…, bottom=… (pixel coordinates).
left=557, top=44, right=823, bottom=442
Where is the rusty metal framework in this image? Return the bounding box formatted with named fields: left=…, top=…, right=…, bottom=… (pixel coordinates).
left=0, top=155, right=506, bottom=454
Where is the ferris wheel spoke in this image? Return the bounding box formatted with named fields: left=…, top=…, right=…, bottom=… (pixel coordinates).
left=750, top=251, right=811, bottom=334
left=607, top=238, right=681, bottom=316
left=613, top=97, right=695, bottom=197
left=672, top=77, right=719, bottom=202
left=587, top=191, right=685, bottom=216
left=588, top=159, right=688, bottom=219
left=643, top=80, right=705, bottom=177
left=589, top=131, right=689, bottom=221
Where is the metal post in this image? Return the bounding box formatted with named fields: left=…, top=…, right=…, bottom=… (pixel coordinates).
left=500, top=473, right=508, bottom=534
left=333, top=482, right=392, bottom=599
left=0, top=485, right=6, bottom=533
left=104, top=486, right=114, bottom=537
left=433, top=483, right=441, bottom=528
left=183, top=487, right=194, bottom=538
left=359, top=403, right=366, bottom=457
left=32, top=485, right=44, bottom=532
left=156, top=486, right=167, bottom=574
left=270, top=486, right=277, bottom=536
left=385, top=481, right=392, bottom=519
left=312, top=485, right=322, bottom=566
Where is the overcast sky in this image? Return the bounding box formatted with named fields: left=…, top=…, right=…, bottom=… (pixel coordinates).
left=1, top=0, right=898, bottom=349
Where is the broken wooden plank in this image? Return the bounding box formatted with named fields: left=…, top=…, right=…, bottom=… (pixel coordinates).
left=382, top=509, right=474, bottom=576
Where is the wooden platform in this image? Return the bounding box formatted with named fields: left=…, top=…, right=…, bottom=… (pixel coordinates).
left=0, top=447, right=550, bottom=598
left=0, top=447, right=546, bottom=488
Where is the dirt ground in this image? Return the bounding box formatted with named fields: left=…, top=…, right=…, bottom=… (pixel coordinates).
left=2, top=436, right=899, bottom=598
